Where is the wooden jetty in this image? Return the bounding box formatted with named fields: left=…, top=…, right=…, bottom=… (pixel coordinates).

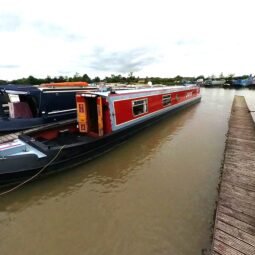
left=211, top=96, right=255, bottom=255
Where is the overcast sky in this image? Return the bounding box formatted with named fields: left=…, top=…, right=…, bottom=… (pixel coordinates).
left=0, top=0, right=254, bottom=80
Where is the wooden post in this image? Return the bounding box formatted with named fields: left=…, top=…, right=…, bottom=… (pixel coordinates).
left=97, top=96, right=104, bottom=136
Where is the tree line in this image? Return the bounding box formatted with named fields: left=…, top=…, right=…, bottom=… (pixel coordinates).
left=0, top=72, right=252, bottom=86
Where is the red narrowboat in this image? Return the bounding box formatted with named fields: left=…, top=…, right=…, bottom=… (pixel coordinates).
left=0, top=85, right=201, bottom=187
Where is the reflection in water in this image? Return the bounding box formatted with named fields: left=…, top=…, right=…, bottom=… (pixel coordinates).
left=1, top=88, right=255, bottom=255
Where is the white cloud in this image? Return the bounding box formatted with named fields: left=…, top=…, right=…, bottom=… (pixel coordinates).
left=0, top=0, right=255, bottom=80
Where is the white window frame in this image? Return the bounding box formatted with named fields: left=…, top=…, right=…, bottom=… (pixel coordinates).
left=186, top=92, right=193, bottom=98
left=162, top=94, right=171, bottom=107
left=132, top=98, right=148, bottom=116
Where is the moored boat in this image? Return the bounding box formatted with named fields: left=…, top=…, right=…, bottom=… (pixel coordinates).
left=204, top=79, right=226, bottom=87
left=0, top=85, right=201, bottom=187
left=0, top=82, right=96, bottom=132
left=232, top=75, right=254, bottom=87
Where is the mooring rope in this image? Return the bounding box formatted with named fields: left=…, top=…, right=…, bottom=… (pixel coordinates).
left=0, top=145, right=65, bottom=196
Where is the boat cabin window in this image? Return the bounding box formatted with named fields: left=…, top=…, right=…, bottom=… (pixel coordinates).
left=132, top=99, right=148, bottom=116
left=9, top=94, right=20, bottom=103
left=186, top=92, right=193, bottom=98
left=0, top=92, right=10, bottom=116
left=162, top=94, right=171, bottom=106
left=44, top=92, right=76, bottom=113
left=0, top=93, right=39, bottom=118
left=19, top=95, right=39, bottom=117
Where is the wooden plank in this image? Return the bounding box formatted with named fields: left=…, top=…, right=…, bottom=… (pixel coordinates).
left=220, top=184, right=255, bottom=205
left=224, top=161, right=255, bottom=173
left=227, top=138, right=255, bottom=149
left=223, top=166, right=255, bottom=179
left=219, top=198, right=255, bottom=219
left=225, top=152, right=255, bottom=162
left=225, top=146, right=255, bottom=156
left=211, top=253, right=223, bottom=255
left=211, top=252, right=222, bottom=255
left=221, top=183, right=255, bottom=199
left=213, top=239, right=246, bottom=255
left=216, top=220, right=255, bottom=247
left=220, top=193, right=255, bottom=212
left=0, top=132, right=20, bottom=143
left=229, top=122, right=255, bottom=128
left=217, top=210, right=255, bottom=234
left=230, top=122, right=253, bottom=128
left=222, top=171, right=255, bottom=191
left=230, top=115, right=252, bottom=119
left=220, top=192, right=255, bottom=216
left=228, top=137, right=255, bottom=145
left=226, top=149, right=255, bottom=159
left=214, top=229, right=255, bottom=255
left=218, top=206, right=255, bottom=228
left=228, top=130, right=255, bottom=141
left=228, top=144, right=255, bottom=156
left=225, top=152, right=255, bottom=164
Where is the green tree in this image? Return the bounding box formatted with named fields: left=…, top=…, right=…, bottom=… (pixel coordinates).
left=82, top=74, right=91, bottom=83
left=0, top=80, right=7, bottom=85
left=127, top=72, right=136, bottom=84
left=27, top=76, right=39, bottom=85
left=93, top=76, right=100, bottom=83
left=45, top=75, right=52, bottom=83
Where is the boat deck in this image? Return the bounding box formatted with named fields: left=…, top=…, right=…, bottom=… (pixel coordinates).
left=0, top=119, right=77, bottom=144
left=0, top=132, right=20, bottom=143
left=211, top=96, right=255, bottom=254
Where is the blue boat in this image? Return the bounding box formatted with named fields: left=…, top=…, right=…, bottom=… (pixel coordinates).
left=232, top=75, right=254, bottom=87
left=0, top=82, right=96, bottom=132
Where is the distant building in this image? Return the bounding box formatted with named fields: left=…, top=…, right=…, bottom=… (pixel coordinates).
left=138, top=79, right=145, bottom=84
left=196, top=78, right=204, bottom=85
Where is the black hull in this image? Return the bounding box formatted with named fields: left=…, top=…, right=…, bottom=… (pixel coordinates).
left=0, top=97, right=201, bottom=187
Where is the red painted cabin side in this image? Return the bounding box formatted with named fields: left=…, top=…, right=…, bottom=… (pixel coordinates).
left=76, top=86, right=200, bottom=137
left=113, top=88, right=199, bottom=126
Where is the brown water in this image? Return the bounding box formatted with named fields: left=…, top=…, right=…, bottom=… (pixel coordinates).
left=1, top=88, right=255, bottom=255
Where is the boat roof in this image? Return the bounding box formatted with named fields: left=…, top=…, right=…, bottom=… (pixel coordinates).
left=79, top=85, right=198, bottom=97
left=0, top=84, right=40, bottom=95
left=0, top=84, right=95, bottom=95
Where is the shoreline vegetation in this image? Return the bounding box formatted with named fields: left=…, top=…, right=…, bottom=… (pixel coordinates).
left=0, top=72, right=254, bottom=87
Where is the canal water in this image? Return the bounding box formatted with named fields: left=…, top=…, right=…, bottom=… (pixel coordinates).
left=0, top=88, right=255, bottom=255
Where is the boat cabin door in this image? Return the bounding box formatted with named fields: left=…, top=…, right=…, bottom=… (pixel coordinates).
left=77, top=94, right=104, bottom=136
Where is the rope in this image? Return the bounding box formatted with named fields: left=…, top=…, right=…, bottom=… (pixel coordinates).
left=0, top=145, right=65, bottom=196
